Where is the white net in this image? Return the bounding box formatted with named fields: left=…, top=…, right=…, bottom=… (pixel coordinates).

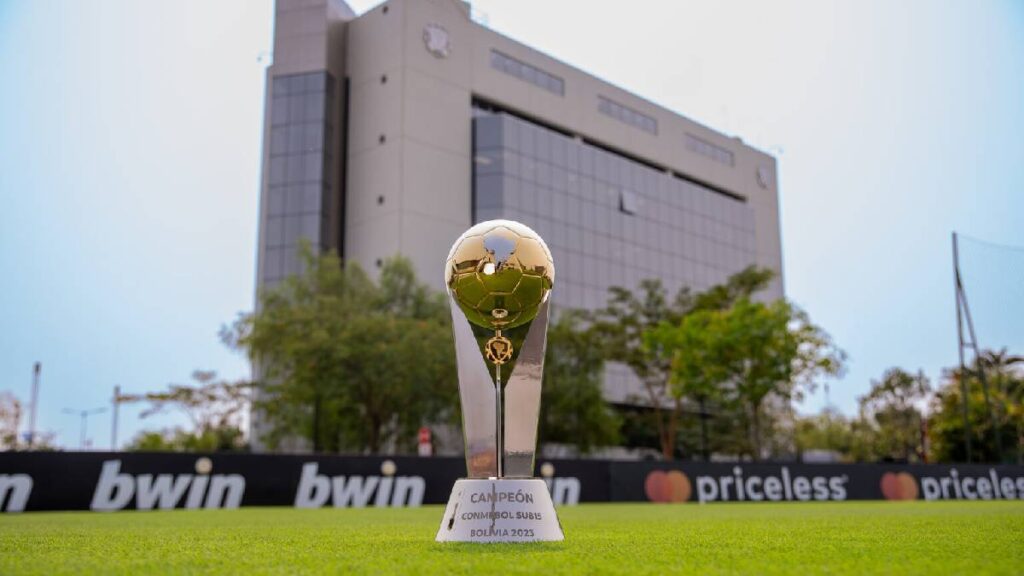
left=956, top=234, right=1024, bottom=356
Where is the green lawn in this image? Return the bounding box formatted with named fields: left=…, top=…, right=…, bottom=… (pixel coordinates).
left=1, top=502, right=1022, bottom=575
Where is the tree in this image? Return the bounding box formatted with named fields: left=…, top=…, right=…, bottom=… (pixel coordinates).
left=119, top=370, right=250, bottom=452
left=981, top=348, right=1024, bottom=461
left=127, top=431, right=179, bottom=451
left=224, top=243, right=374, bottom=452
left=728, top=300, right=845, bottom=459
left=224, top=244, right=457, bottom=454
left=642, top=304, right=732, bottom=460
left=126, top=427, right=246, bottom=452
left=329, top=311, right=456, bottom=452
left=858, top=368, right=930, bottom=462
left=794, top=408, right=855, bottom=461
left=590, top=266, right=774, bottom=459
left=591, top=278, right=680, bottom=459
left=929, top=353, right=1023, bottom=463
left=0, top=392, right=22, bottom=450
left=648, top=298, right=844, bottom=460
left=0, top=393, right=58, bottom=451
left=539, top=309, right=621, bottom=453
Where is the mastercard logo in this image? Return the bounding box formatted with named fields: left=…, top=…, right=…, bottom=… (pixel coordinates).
left=880, top=472, right=919, bottom=500
left=645, top=470, right=691, bottom=503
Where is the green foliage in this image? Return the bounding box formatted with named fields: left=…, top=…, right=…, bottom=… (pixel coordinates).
left=794, top=409, right=871, bottom=461
left=796, top=354, right=1022, bottom=464
left=789, top=352, right=1024, bottom=465
left=856, top=368, right=930, bottom=461
left=539, top=310, right=621, bottom=453
left=691, top=266, right=776, bottom=312
left=127, top=426, right=246, bottom=452
left=590, top=266, right=775, bottom=459
left=224, top=243, right=456, bottom=454
left=122, top=371, right=250, bottom=434
left=128, top=431, right=177, bottom=451
left=646, top=296, right=844, bottom=459
left=647, top=307, right=729, bottom=403
left=929, top=350, right=1023, bottom=463
left=118, top=370, right=250, bottom=453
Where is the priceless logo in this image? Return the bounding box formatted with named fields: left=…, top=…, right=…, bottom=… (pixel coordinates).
left=643, top=466, right=848, bottom=504
left=917, top=468, right=1024, bottom=501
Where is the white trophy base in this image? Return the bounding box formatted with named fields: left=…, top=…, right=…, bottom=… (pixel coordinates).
left=435, top=478, right=564, bottom=543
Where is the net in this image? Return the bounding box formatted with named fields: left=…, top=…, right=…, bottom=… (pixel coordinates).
left=956, top=233, right=1024, bottom=357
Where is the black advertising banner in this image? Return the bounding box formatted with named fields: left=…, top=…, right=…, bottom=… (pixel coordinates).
left=0, top=452, right=464, bottom=513
left=1, top=452, right=1023, bottom=513
left=612, top=461, right=1024, bottom=503
left=0, top=453, right=595, bottom=513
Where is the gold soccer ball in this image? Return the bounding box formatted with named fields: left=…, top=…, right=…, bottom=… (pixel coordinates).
left=445, top=220, right=555, bottom=331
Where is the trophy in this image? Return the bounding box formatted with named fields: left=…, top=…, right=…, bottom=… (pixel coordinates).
left=436, top=220, right=564, bottom=543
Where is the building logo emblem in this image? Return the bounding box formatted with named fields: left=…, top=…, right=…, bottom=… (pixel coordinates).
left=756, top=166, right=771, bottom=189
left=423, top=24, right=451, bottom=59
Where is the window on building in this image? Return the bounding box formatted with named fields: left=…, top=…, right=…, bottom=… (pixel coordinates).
left=619, top=189, right=640, bottom=215
left=598, top=96, right=657, bottom=135
left=489, top=50, right=565, bottom=96
left=685, top=133, right=735, bottom=167
left=262, top=71, right=334, bottom=285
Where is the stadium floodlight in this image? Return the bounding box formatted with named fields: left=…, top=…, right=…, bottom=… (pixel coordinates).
left=437, top=220, right=564, bottom=543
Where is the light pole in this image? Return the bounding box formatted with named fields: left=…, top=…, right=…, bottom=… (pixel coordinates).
left=63, top=407, right=107, bottom=450
left=27, top=362, right=41, bottom=448
left=111, top=385, right=121, bottom=451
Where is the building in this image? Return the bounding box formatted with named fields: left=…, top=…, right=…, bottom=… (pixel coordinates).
left=254, top=0, right=784, bottom=449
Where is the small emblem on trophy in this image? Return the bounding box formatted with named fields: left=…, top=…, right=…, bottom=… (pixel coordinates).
left=436, top=220, right=564, bottom=543
left=484, top=334, right=513, bottom=365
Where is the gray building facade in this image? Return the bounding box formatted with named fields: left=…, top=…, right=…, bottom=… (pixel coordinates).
left=254, top=0, right=784, bottom=447
left=262, top=71, right=339, bottom=284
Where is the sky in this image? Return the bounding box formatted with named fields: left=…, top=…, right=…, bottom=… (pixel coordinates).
left=0, top=0, right=1022, bottom=449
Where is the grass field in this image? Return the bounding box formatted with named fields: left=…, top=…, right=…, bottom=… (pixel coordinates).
left=2, top=501, right=1022, bottom=575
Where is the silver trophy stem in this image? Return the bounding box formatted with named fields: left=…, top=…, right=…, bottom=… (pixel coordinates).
left=502, top=300, right=550, bottom=477
left=449, top=294, right=498, bottom=478
left=495, top=361, right=502, bottom=479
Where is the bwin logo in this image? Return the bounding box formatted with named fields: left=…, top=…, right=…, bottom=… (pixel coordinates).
left=90, top=459, right=245, bottom=511
left=294, top=460, right=426, bottom=508
left=544, top=477, right=581, bottom=506
left=0, top=474, right=33, bottom=513
left=539, top=462, right=581, bottom=505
